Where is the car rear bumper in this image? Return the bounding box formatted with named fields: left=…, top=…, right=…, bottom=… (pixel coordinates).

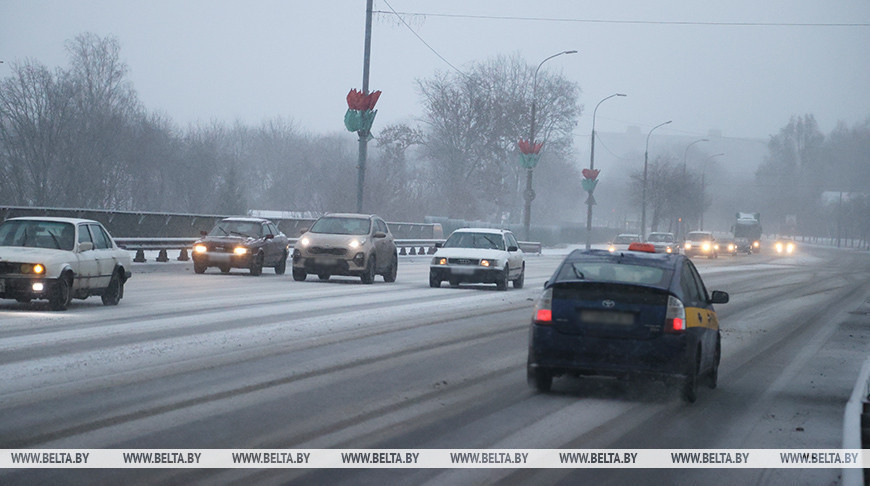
left=430, top=265, right=505, bottom=284
left=527, top=324, right=689, bottom=379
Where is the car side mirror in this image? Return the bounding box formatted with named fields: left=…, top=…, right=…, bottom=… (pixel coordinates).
left=200, top=230, right=208, bottom=236
left=435, top=242, right=443, bottom=248
left=373, top=231, right=387, bottom=238
left=507, top=245, right=518, bottom=252
left=299, top=228, right=308, bottom=236
left=710, top=290, right=729, bottom=304
left=265, top=234, right=274, bottom=240
left=543, top=280, right=549, bottom=288
left=77, top=242, right=94, bottom=252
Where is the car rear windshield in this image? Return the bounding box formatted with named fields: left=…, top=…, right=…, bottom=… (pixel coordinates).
left=555, top=261, right=669, bottom=286
left=310, top=217, right=371, bottom=235
left=0, top=220, right=76, bottom=251
left=209, top=220, right=263, bottom=238
left=443, top=232, right=505, bottom=250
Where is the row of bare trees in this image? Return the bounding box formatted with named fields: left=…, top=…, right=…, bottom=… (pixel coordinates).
left=1, top=34, right=585, bottom=227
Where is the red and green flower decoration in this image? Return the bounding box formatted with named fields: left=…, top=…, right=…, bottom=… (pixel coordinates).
left=344, top=89, right=382, bottom=133
left=518, top=139, right=543, bottom=169
left=581, top=168, right=600, bottom=204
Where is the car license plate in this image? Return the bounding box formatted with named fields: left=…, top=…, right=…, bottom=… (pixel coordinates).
left=452, top=267, right=475, bottom=275
left=209, top=253, right=231, bottom=262
left=315, top=257, right=337, bottom=266
left=580, top=309, right=634, bottom=325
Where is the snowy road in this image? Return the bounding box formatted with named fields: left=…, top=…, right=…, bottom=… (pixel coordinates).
left=1, top=246, right=868, bottom=485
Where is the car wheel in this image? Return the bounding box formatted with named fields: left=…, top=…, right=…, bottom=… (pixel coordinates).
left=274, top=251, right=287, bottom=275
left=682, top=349, right=700, bottom=403
left=318, top=273, right=330, bottom=281
left=708, top=334, right=721, bottom=389
left=194, top=261, right=207, bottom=274
left=383, top=255, right=397, bottom=283
left=250, top=253, right=263, bottom=276
left=49, top=272, right=73, bottom=311
left=513, top=263, right=525, bottom=289
left=429, top=271, right=441, bottom=288
left=449, top=278, right=459, bottom=288
left=101, top=270, right=123, bottom=306
left=16, top=297, right=31, bottom=304
left=496, top=265, right=509, bottom=291
left=219, top=265, right=231, bottom=274
left=529, top=367, right=553, bottom=393
left=292, top=268, right=307, bottom=281
left=361, top=255, right=376, bottom=284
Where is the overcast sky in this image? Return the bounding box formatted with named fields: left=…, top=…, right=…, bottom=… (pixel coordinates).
left=2, top=0, right=869, bottom=142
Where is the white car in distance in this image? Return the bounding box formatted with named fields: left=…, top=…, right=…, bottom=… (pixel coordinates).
left=429, top=228, right=525, bottom=290
left=0, top=217, right=132, bottom=310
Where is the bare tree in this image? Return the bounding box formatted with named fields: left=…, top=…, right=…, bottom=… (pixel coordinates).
left=417, top=53, right=581, bottom=222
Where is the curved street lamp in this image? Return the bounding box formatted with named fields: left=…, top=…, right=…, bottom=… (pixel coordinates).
left=682, top=138, right=710, bottom=178
left=585, top=93, right=627, bottom=249
left=640, top=120, right=672, bottom=240
left=678, top=138, right=709, bottom=237
left=523, top=49, right=577, bottom=241
left=699, top=152, right=725, bottom=230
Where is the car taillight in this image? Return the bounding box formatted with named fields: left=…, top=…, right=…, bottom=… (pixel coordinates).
left=665, top=295, right=686, bottom=333
left=533, top=288, right=553, bottom=324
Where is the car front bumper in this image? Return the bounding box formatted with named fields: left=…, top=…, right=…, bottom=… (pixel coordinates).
left=0, top=275, right=60, bottom=301
left=430, top=265, right=505, bottom=284
left=293, top=251, right=368, bottom=276
left=193, top=251, right=254, bottom=269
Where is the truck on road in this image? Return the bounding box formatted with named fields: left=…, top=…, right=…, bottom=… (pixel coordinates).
left=732, top=212, right=762, bottom=253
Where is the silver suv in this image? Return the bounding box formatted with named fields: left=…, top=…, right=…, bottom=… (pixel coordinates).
left=292, top=213, right=397, bottom=284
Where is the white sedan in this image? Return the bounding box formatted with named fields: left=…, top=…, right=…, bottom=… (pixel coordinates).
left=0, top=217, right=132, bottom=310
left=429, top=228, right=525, bottom=290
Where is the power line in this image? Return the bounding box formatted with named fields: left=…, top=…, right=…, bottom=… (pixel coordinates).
left=373, top=10, right=870, bottom=28
left=381, top=0, right=467, bottom=77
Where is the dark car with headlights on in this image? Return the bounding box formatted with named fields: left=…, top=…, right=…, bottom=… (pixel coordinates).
left=292, top=213, right=397, bottom=284
left=527, top=243, right=729, bottom=402
left=192, top=217, right=289, bottom=275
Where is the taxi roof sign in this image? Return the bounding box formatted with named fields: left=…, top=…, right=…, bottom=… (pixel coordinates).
left=628, top=242, right=656, bottom=253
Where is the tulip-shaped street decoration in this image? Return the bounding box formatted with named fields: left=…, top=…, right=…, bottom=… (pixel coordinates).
left=581, top=168, right=600, bottom=205
left=518, top=139, right=543, bottom=169
left=344, top=89, right=382, bottom=133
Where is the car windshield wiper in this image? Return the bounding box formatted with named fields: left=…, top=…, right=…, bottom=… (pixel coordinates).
left=215, top=226, right=228, bottom=235
left=47, top=230, right=62, bottom=249
left=230, top=231, right=252, bottom=238
left=572, top=268, right=585, bottom=279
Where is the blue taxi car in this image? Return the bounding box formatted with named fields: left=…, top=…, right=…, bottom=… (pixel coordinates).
left=527, top=243, right=729, bottom=402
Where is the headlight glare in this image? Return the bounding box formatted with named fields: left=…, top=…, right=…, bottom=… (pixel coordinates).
left=234, top=247, right=249, bottom=255
left=194, top=244, right=207, bottom=254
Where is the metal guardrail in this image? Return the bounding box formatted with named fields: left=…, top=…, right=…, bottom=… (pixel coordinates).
left=114, top=237, right=543, bottom=263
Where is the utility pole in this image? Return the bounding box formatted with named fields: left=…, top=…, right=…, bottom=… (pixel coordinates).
left=356, top=0, right=373, bottom=213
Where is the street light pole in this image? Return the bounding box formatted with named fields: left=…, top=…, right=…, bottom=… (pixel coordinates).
left=585, top=93, right=626, bottom=249
left=699, top=152, right=724, bottom=230
left=523, top=49, right=577, bottom=241
left=678, top=138, right=708, bottom=237
left=355, top=0, right=374, bottom=213
left=640, top=120, right=672, bottom=241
